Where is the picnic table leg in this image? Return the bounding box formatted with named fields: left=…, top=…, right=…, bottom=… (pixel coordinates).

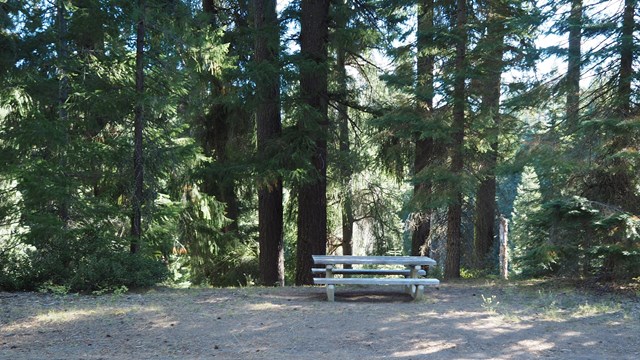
left=407, top=265, right=420, bottom=297
left=327, top=284, right=335, bottom=302
left=326, top=265, right=335, bottom=302
left=412, top=285, right=424, bottom=300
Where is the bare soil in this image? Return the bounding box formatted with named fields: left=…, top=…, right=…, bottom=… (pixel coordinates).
left=1, top=281, right=639, bottom=359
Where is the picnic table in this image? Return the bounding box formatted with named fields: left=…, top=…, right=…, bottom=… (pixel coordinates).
left=312, top=255, right=440, bottom=302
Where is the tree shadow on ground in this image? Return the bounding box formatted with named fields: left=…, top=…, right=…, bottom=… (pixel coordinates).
left=1, top=283, right=638, bottom=359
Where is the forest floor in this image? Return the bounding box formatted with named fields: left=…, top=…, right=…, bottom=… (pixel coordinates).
left=1, top=280, right=640, bottom=359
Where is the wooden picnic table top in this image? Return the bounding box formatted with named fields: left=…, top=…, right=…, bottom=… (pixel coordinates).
left=312, top=255, right=436, bottom=266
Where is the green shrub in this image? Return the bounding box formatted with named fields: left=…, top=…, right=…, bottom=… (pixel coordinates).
left=69, top=252, right=168, bottom=292
left=0, top=241, right=36, bottom=291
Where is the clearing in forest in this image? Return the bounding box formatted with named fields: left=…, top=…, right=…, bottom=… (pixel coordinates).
left=1, top=281, right=639, bottom=359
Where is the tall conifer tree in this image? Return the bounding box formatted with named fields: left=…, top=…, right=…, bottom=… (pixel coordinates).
left=254, top=0, right=284, bottom=286
left=445, top=0, right=467, bottom=279
left=131, top=0, right=146, bottom=253
left=566, top=0, right=582, bottom=131
left=295, top=0, right=330, bottom=285
left=472, top=0, right=507, bottom=268
left=411, top=0, right=437, bottom=257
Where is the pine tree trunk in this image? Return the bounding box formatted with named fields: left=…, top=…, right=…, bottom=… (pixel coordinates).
left=254, top=0, right=284, bottom=286
left=131, top=0, right=145, bottom=253
left=445, top=0, right=467, bottom=280
left=618, top=0, right=634, bottom=116
left=200, top=0, right=239, bottom=233
left=338, top=63, right=354, bottom=263
left=566, top=0, right=582, bottom=131
left=601, top=0, right=637, bottom=276
left=473, top=2, right=505, bottom=269
left=295, top=0, right=330, bottom=285
left=499, top=216, right=509, bottom=279
left=56, top=0, right=70, bottom=227
left=336, top=1, right=354, bottom=266
left=411, top=0, right=435, bottom=257
left=474, top=175, right=496, bottom=267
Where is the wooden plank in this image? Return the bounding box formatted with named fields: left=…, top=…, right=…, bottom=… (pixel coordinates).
left=311, top=268, right=427, bottom=276
left=312, top=255, right=436, bottom=266
left=313, top=277, right=440, bottom=286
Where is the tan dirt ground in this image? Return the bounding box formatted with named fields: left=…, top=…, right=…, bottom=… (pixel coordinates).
left=1, top=281, right=639, bottom=359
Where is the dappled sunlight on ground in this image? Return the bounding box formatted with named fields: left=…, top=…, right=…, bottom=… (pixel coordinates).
left=508, top=339, right=555, bottom=352
left=391, top=340, right=457, bottom=357
left=1, top=282, right=639, bottom=359
left=245, top=302, right=288, bottom=311
left=455, top=315, right=533, bottom=335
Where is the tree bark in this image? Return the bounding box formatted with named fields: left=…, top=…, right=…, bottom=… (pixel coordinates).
left=618, top=0, right=634, bottom=116
left=600, top=0, right=638, bottom=275
left=499, top=215, right=509, bottom=279
left=56, top=0, right=70, bottom=226
left=131, top=0, right=145, bottom=253
left=200, top=0, right=239, bottom=233
left=473, top=1, right=505, bottom=269
left=566, top=0, right=582, bottom=131
left=254, top=0, right=284, bottom=286
left=338, top=56, right=354, bottom=262
left=295, top=0, right=330, bottom=285
left=445, top=0, right=467, bottom=280
left=335, top=0, right=354, bottom=265
left=411, top=0, right=435, bottom=257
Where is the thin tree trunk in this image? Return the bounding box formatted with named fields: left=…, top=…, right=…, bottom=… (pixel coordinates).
left=473, top=2, right=505, bottom=269
left=254, top=0, right=284, bottom=286
left=411, top=0, right=435, bottom=257
left=131, top=0, right=145, bottom=253
left=499, top=216, right=509, bottom=279
left=295, top=0, right=330, bottom=285
left=56, top=0, right=70, bottom=226
left=338, top=62, right=354, bottom=263
left=566, top=0, right=582, bottom=131
left=336, top=1, right=354, bottom=266
left=57, top=0, right=68, bottom=128
left=445, top=0, right=467, bottom=280
left=618, top=0, right=634, bottom=116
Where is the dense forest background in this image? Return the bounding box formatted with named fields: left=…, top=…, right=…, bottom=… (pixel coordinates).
left=1, top=0, right=638, bottom=292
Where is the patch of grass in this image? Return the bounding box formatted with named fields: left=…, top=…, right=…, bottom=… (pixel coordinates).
left=540, top=300, right=565, bottom=320
left=38, top=281, right=71, bottom=296
left=501, top=312, right=523, bottom=323
left=571, top=301, right=622, bottom=318
left=480, top=294, right=500, bottom=313
left=36, top=309, right=100, bottom=324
